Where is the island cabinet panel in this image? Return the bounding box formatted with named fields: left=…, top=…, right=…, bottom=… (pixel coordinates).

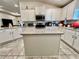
left=23, top=34, right=61, bottom=56
left=12, top=28, right=22, bottom=40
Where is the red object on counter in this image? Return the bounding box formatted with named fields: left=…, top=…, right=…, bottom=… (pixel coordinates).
left=72, top=21, right=79, bottom=28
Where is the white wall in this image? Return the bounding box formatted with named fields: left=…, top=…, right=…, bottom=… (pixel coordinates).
left=20, top=1, right=62, bottom=21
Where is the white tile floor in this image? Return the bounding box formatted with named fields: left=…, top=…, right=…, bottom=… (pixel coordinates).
left=0, top=38, right=79, bottom=59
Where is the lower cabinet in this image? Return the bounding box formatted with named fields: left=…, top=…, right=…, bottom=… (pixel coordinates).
left=73, top=32, right=79, bottom=51
left=63, top=28, right=79, bottom=51
left=0, top=28, right=22, bottom=44
left=12, top=28, right=22, bottom=40
left=0, top=30, right=11, bottom=43
left=63, top=29, right=75, bottom=46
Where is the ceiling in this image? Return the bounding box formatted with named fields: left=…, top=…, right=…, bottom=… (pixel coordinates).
left=22, top=0, right=73, bottom=7
left=0, top=0, right=73, bottom=15
left=39, top=0, right=73, bottom=7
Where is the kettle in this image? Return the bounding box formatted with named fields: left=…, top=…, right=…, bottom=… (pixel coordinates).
left=72, top=21, right=79, bottom=28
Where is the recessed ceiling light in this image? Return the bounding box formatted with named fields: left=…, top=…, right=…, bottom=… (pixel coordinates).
left=57, top=0, right=61, bottom=1
left=14, top=4, right=18, bottom=7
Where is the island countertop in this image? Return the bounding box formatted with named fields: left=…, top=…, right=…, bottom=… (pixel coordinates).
left=21, top=27, right=64, bottom=35
left=22, top=27, right=64, bottom=57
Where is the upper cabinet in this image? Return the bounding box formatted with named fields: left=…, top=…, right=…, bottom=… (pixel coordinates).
left=67, top=1, right=76, bottom=19
left=35, top=6, right=46, bottom=15
left=45, top=9, right=61, bottom=21
left=21, top=10, right=35, bottom=21
left=61, top=0, right=76, bottom=20
left=20, top=1, right=62, bottom=21
left=61, top=6, right=67, bottom=20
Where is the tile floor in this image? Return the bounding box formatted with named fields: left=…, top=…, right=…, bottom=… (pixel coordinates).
left=0, top=38, right=79, bottom=59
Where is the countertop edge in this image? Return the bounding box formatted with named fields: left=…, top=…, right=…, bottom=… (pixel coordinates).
left=21, top=32, right=64, bottom=35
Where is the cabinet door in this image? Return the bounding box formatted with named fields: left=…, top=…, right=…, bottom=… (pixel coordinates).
left=12, top=29, right=22, bottom=40
left=35, top=6, right=46, bottom=15
left=45, top=9, right=52, bottom=21
left=73, top=32, right=79, bottom=51
left=61, top=6, right=67, bottom=20
left=28, top=10, right=35, bottom=21
left=21, top=10, right=29, bottom=21
left=21, top=10, right=35, bottom=21
left=67, top=1, right=76, bottom=19
left=0, top=30, right=11, bottom=43
left=64, top=29, right=75, bottom=46
left=17, top=28, right=23, bottom=38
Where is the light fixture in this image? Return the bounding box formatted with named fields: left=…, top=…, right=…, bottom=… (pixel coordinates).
left=14, top=4, right=18, bottom=7
left=57, top=0, right=61, bottom=1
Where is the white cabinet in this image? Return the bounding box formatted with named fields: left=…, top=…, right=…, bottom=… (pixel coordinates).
left=35, top=7, right=45, bottom=15
left=67, top=1, right=76, bottom=19
left=0, top=30, right=5, bottom=43
left=63, top=29, right=75, bottom=46
left=61, top=6, right=67, bottom=20
left=73, top=32, right=79, bottom=51
left=61, top=0, right=76, bottom=20
left=21, top=10, right=35, bottom=21
left=12, top=28, right=22, bottom=39
left=45, top=9, right=53, bottom=21
left=5, top=29, right=13, bottom=41
left=0, top=28, right=22, bottom=44
left=62, top=28, right=79, bottom=51
left=0, top=30, right=11, bottom=43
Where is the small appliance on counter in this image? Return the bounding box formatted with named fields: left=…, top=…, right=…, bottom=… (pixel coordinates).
left=27, top=23, right=34, bottom=27
left=35, top=22, right=46, bottom=28
left=36, top=15, right=45, bottom=21
left=35, top=15, right=45, bottom=28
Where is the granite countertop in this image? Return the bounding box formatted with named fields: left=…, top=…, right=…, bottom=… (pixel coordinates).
left=65, top=27, right=79, bottom=32
left=21, top=27, right=64, bottom=35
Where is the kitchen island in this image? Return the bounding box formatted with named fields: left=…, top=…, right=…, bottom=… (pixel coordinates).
left=21, top=27, right=63, bottom=59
